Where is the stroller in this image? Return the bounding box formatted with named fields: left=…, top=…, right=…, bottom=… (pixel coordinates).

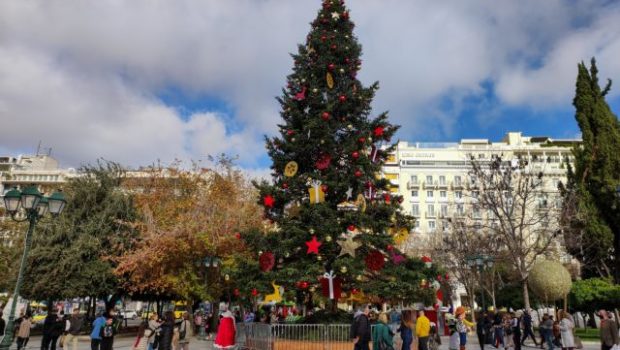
left=428, top=322, right=442, bottom=350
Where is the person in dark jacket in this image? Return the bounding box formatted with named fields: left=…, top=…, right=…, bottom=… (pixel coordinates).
left=477, top=312, right=489, bottom=350
left=521, top=310, right=539, bottom=347
left=351, top=304, right=371, bottom=350
left=100, top=311, right=118, bottom=350
left=398, top=310, right=414, bottom=350
left=157, top=312, right=176, bottom=350
left=41, top=310, right=63, bottom=350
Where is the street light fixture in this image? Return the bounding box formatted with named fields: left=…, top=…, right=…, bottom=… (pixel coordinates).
left=0, top=185, right=66, bottom=350
left=465, top=254, right=494, bottom=312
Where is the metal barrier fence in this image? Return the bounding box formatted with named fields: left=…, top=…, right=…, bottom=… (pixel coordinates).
left=235, top=323, right=405, bottom=350
left=235, top=323, right=356, bottom=350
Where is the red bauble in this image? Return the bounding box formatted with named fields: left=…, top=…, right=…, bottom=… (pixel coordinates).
left=351, top=288, right=359, bottom=294
left=374, top=126, right=385, bottom=137
left=339, top=95, right=347, bottom=102
left=321, top=184, right=328, bottom=192
left=354, top=169, right=363, bottom=177
left=347, top=224, right=356, bottom=232
left=315, top=153, right=332, bottom=170
left=345, top=58, right=351, bottom=64
left=351, top=151, right=359, bottom=159
left=437, top=274, right=443, bottom=281
left=445, top=273, right=450, bottom=280
left=321, top=35, right=327, bottom=42
left=387, top=245, right=394, bottom=251
left=365, top=250, right=385, bottom=271
left=282, top=182, right=289, bottom=189
left=297, top=281, right=309, bottom=289
left=327, top=63, right=335, bottom=71
left=259, top=251, right=275, bottom=272
left=383, top=193, right=391, bottom=204
left=233, top=288, right=240, bottom=297
left=235, top=232, right=241, bottom=240
left=251, top=288, right=258, bottom=296
left=263, top=195, right=275, bottom=208
left=287, top=130, right=295, bottom=136
left=358, top=137, right=366, bottom=143
left=321, top=112, right=331, bottom=121
left=342, top=11, right=349, bottom=19
left=331, top=44, right=337, bottom=50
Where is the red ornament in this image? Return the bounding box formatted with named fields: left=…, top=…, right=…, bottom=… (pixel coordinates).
left=233, top=288, right=240, bottom=297
left=294, top=87, right=307, bottom=101
left=351, top=288, right=359, bottom=294
left=321, top=35, right=327, bottom=42
left=251, top=288, right=258, bottom=296
left=321, top=184, right=328, bottom=192
left=321, top=112, right=331, bottom=121
left=365, top=250, right=385, bottom=271
left=305, top=236, right=322, bottom=255
left=235, top=232, right=241, bottom=240
left=383, top=193, right=391, bottom=204
left=320, top=275, right=342, bottom=301
left=315, top=153, right=332, bottom=170
left=282, top=182, right=289, bottom=189
left=358, top=137, right=366, bottom=143
left=263, top=195, right=275, bottom=208
left=351, top=151, right=359, bottom=159
left=387, top=245, right=394, bottom=251
left=374, top=126, right=385, bottom=137
left=347, top=224, right=356, bottom=232
left=331, top=44, right=337, bottom=50
left=445, top=273, right=450, bottom=280
left=287, top=130, right=295, bottom=136
left=297, top=281, right=309, bottom=289
left=259, top=251, right=275, bottom=272
left=339, top=95, right=347, bottom=102
left=437, top=274, right=443, bottom=281
left=342, top=11, right=349, bottom=20
left=354, top=169, right=363, bottom=177
left=327, top=63, right=335, bottom=71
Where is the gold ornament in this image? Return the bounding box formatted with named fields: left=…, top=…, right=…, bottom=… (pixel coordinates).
left=355, top=194, right=367, bottom=212
left=312, top=88, right=318, bottom=93
left=262, top=281, right=283, bottom=304
left=356, top=274, right=363, bottom=281
left=390, top=227, right=409, bottom=245
left=325, top=235, right=332, bottom=242
left=317, top=255, right=323, bottom=261
left=338, top=234, right=361, bottom=257
left=308, top=179, right=326, bottom=204
left=326, top=72, right=334, bottom=89
left=284, top=161, right=298, bottom=177
left=340, top=266, right=348, bottom=273
left=284, top=202, right=301, bottom=218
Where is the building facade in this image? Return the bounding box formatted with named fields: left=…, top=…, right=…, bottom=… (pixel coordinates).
left=382, top=132, right=580, bottom=252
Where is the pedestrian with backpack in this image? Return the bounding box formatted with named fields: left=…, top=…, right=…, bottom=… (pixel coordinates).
left=178, top=312, right=191, bottom=350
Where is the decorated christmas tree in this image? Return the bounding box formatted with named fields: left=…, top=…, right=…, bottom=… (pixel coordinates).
left=234, top=0, right=437, bottom=309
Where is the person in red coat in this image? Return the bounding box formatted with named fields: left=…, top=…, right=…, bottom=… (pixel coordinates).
left=214, top=308, right=236, bottom=349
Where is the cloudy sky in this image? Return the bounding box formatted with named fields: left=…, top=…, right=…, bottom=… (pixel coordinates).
left=1, top=0, right=620, bottom=174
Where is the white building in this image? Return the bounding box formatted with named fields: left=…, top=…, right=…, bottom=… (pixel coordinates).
left=382, top=132, right=580, bottom=254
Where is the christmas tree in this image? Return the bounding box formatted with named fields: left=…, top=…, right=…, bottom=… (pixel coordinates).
left=235, top=0, right=437, bottom=309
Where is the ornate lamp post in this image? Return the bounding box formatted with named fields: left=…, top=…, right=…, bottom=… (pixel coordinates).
left=0, top=186, right=66, bottom=350
left=466, top=254, right=494, bottom=312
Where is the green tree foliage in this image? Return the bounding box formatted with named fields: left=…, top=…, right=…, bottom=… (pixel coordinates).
left=563, top=58, right=620, bottom=281
left=21, top=161, right=136, bottom=302
left=569, top=278, right=620, bottom=313
left=0, top=219, right=26, bottom=292
left=236, top=0, right=437, bottom=306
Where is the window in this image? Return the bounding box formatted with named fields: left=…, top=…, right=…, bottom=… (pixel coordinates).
left=470, top=175, right=477, bottom=184
left=454, top=176, right=462, bottom=186
left=456, top=204, right=464, bottom=216
left=440, top=204, right=448, bottom=217
left=411, top=190, right=419, bottom=197
left=428, top=220, right=436, bottom=230
left=414, top=221, right=420, bottom=229
left=439, top=175, right=446, bottom=185
left=473, top=205, right=481, bottom=219
left=472, top=190, right=479, bottom=199
left=426, top=175, right=433, bottom=184
left=427, top=190, right=434, bottom=198
left=441, top=220, right=450, bottom=231
left=440, top=190, right=447, bottom=198
left=474, top=221, right=482, bottom=231
left=455, top=191, right=462, bottom=199
left=412, top=204, right=419, bottom=216
left=410, top=175, right=418, bottom=183
left=427, top=204, right=435, bottom=216
left=552, top=178, right=560, bottom=189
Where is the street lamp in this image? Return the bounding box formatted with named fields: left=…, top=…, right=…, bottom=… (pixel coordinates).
left=0, top=186, right=66, bottom=350
left=466, top=254, right=494, bottom=312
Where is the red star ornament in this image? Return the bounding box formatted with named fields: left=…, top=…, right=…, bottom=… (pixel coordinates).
left=263, top=194, right=275, bottom=208
left=373, top=126, right=385, bottom=137
left=305, top=236, right=322, bottom=255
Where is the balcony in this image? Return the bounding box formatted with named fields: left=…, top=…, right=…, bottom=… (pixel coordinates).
left=437, top=181, right=449, bottom=189
left=467, top=181, right=480, bottom=189
left=407, top=180, right=420, bottom=189
left=452, top=181, right=464, bottom=189
left=425, top=211, right=437, bottom=219
left=423, top=180, right=438, bottom=189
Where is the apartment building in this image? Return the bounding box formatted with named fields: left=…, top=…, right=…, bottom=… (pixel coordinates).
left=381, top=132, right=580, bottom=248
left=0, top=155, right=76, bottom=199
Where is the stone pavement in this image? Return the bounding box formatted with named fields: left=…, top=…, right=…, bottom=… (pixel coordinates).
left=4, top=334, right=602, bottom=350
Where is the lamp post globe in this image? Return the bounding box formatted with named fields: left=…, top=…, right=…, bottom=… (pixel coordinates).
left=3, top=188, right=22, bottom=214
left=47, top=191, right=67, bottom=215
left=19, top=185, right=42, bottom=210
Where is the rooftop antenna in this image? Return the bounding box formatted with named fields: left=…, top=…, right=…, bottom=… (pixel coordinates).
left=36, top=141, right=42, bottom=156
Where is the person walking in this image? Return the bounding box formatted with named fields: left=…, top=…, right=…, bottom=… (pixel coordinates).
left=177, top=312, right=191, bottom=350
left=493, top=313, right=505, bottom=349
left=146, top=314, right=161, bottom=350
left=91, top=312, right=107, bottom=350
left=416, top=310, right=431, bottom=350
left=520, top=310, right=539, bottom=347
left=132, top=323, right=149, bottom=350
left=398, top=310, right=414, bottom=350
left=599, top=309, right=619, bottom=350
left=204, top=312, right=213, bottom=340
left=539, top=314, right=554, bottom=350
left=373, top=313, right=395, bottom=350
left=158, top=312, right=175, bottom=350
left=64, top=309, right=84, bottom=350
left=477, top=312, right=489, bottom=350
left=41, top=310, right=62, bottom=350
left=214, top=307, right=236, bottom=350
left=16, top=314, right=32, bottom=350
left=511, top=312, right=522, bottom=350
left=100, top=312, right=117, bottom=350
left=558, top=310, right=575, bottom=350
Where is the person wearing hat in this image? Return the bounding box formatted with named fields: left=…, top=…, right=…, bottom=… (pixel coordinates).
left=455, top=307, right=474, bottom=350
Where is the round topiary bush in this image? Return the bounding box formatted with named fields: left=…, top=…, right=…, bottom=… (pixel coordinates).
left=528, top=260, right=572, bottom=302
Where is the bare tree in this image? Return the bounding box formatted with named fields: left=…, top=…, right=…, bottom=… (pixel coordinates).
left=469, top=156, right=563, bottom=310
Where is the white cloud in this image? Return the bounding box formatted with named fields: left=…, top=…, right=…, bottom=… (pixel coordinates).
left=0, top=0, right=619, bottom=170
